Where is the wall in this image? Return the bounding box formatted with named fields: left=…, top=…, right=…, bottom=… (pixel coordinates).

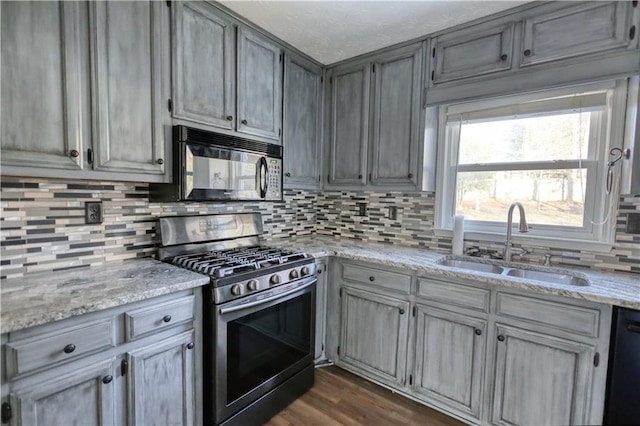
left=0, top=176, right=316, bottom=279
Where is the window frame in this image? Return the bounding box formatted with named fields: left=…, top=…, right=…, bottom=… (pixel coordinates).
left=434, top=79, right=629, bottom=251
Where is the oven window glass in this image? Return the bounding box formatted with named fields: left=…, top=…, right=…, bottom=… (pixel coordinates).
left=226, top=292, right=312, bottom=404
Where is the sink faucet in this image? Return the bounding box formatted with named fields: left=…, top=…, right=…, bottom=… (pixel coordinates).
left=504, top=202, right=528, bottom=262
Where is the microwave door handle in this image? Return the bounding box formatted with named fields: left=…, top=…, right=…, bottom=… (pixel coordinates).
left=259, top=157, right=268, bottom=198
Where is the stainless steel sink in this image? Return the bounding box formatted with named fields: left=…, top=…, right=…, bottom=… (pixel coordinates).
left=438, top=259, right=504, bottom=274
left=505, top=268, right=590, bottom=286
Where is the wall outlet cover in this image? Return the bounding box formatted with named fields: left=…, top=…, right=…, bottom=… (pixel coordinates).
left=85, top=202, right=103, bottom=224
left=626, top=213, right=640, bottom=234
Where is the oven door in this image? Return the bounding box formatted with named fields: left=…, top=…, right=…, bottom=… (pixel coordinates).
left=214, top=278, right=316, bottom=424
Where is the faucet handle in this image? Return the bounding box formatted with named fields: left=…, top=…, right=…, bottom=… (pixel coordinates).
left=464, top=246, right=481, bottom=256
left=542, top=254, right=554, bottom=266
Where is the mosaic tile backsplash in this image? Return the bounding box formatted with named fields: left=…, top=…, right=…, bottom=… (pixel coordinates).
left=1, top=176, right=638, bottom=278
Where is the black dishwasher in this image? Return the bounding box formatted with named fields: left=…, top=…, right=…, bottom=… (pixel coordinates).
left=604, top=307, right=640, bottom=425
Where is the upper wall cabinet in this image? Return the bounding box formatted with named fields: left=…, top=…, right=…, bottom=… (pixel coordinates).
left=283, top=53, right=323, bottom=189
left=172, top=3, right=283, bottom=143
left=326, top=42, right=424, bottom=190
left=1, top=1, right=87, bottom=172
left=431, top=22, right=514, bottom=84
left=90, top=1, right=167, bottom=175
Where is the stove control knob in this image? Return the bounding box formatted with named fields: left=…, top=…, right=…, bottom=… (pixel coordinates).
left=289, top=269, right=299, bottom=280
left=247, top=280, right=258, bottom=291
left=301, top=266, right=310, bottom=276
left=230, top=284, right=243, bottom=296
left=270, top=275, right=280, bottom=285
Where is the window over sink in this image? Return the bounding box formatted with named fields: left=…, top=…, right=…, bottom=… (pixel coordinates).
left=435, top=79, right=632, bottom=250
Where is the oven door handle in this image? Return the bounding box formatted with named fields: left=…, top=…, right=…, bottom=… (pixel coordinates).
left=219, top=279, right=315, bottom=315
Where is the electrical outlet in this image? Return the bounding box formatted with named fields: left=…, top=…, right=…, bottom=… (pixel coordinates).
left=356, top=202, right=367, bottom=217
left=388, top=206, right=397, bottom=220
left=626, top=213, right=640, bottom=234
left=85, top=202, right=103, bottom=224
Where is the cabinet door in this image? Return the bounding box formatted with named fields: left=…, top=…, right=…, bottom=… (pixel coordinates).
left=283, top=53, right=323, bottom=188
left=1, top=1, right=86, bottom=171
left=521, top=2, right=632, bottom=67
left=173, top=1, right=235, bottom=130
left=413, top=305, right=486, bottom=420
left=237, top=28, right=282, bottom=141
left=90, top=1, right=167, bottom=175
left=128, top=331, right=195, bottom=426
left=327, top=63, right=370, bottom=186
left=11, top=359, right=116, bottom=426
left=339, top=286, right=409, bottom=387
left=431, top=22, right=514, bottom=84
left=491, top=325, right=595, bottom=426
left=370, top=44, right=422, bottom=187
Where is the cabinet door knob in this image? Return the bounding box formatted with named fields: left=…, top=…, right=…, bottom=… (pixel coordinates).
left=358, top=174, right=363, bottom=180
left=226, top=115, right=233, bottom=121
left=156, top=158, right=164, bottom=165
left=523, top=49, right=532, bottom=57
left=497, top=334, right=505, bottom=342
left=399, top=308, right=405, bottom=315
left=407, top=173, right=413, bottom=179
left=187, top=342, right=194, bottom=350
left=102, top=375, right=113, bottom=384
left=500, top=54, right=508, bottom=61
left=163, top=315, right=172, bottom=323
left=474, top=328, right=482, bottom=336
left=285, top=172, right=291, bottom=177
left=369, top=276, right=375, bottom=282
left=69, top=149, right=79, bottom=158
left=241, top=119, right=248, bottom=125
left=317, top=269, right=322, bottom=275
left=63, top=344, right=76, bottom=354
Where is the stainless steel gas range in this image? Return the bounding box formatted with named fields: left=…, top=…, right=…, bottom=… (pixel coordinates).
left=157, top=213, right=316, bottom=426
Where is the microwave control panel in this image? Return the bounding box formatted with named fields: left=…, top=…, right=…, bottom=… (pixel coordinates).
left=266, top=158, right=282, bottom=199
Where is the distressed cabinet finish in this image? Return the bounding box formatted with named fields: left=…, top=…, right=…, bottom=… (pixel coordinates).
left=90, top=1, right=167, bottom=175
left=413, top=305, right=486, bottom=421
left=491, top=325, right=595, bottom=426
left=128, top=332, right=195, bottom=426
left=0, top=1, right=86, bottom=171
left=339, top=286, right=409, bottom=387
left=430, top=21, right=514, bottom=84
left=327, top=62, right=371, bottom=186
left=9, top=360, right=116, bottom=426
left=237, top=28, right=283, bottom=141
left=172, top=1, right=235, bottom=131
left=370, top=43, right=423, bottom=186
left=520, top=2, right=634, bottom=67
left=283, top=53, right=323, bottom=188
left=314, top=260, right=328, bottom=362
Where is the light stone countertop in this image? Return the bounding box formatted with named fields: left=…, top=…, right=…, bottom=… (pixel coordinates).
left=0, top=259, right=209, bottom=334
left=267, top=236, right=640, bottom=310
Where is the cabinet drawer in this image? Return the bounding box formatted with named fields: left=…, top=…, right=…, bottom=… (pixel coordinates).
left=496, top=293, right=600, bottom=337
left=417, top=278, right=490, bottom=312
left=342, top=263, right=411, bottom=294
left=5, top=318, right=116, bottom=378
left=125, top=295, right=195, bottom=340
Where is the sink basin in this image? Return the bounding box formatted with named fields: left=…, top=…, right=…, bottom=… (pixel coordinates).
left=506, top=268, right=590, bottom=286
left=438, top=259, right=504, bottom=274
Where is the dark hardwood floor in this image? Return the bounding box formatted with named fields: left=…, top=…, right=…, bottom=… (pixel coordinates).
left=265, top=366, right=465, bottom=426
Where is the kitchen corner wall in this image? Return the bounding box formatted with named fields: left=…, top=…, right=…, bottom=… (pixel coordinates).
left=0, top=176, right=316, bottom=279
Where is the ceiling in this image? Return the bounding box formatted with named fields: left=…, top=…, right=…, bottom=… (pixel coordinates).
left=220, top=1, right=531, bottom=65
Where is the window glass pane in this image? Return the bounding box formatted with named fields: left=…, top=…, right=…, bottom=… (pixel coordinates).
left=457, top=112, right=591, bottom=165
left=455, top=169, right=587, bottom=227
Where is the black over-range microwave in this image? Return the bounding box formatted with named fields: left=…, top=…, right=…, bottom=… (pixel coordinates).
left=150, top=126, right=282, bottom=202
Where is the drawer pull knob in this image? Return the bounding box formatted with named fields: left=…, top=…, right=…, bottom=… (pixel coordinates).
left=399, top=309, right=405, bottom=315
left=523, top=49, right=532, bottom=57
left=156, top=158, right=164, bottom=165
left=500, top=54, right=508, bottom=61
left=497, top=334, right=505, bottom=342
left=369, top=276, right=375, bottom=282
left=187, top=342, right=194, bottom=350
left=226, top=115, right=233, bottom=121
left=102, top=375, right=113, bottom=384
left=69, top=149, right=80, bottom=158
left=241, top=119, right=248, bottom=125
left=163, top=315, right=172, bottom=323
left=474, top=328, right=482, bottom=336
left=63, top=344, right=76, bottom=354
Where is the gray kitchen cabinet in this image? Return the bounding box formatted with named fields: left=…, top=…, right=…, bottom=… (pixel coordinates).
left=172, top=1, right=235, bottom=131
left=370, top=43, right=423, bottom=186
left=327, top=61, right=371, bottom=186
left=8, top=359, right=116, bottom=426
left=520, top=2, right=634, bottom=67
left=237, top=28, right=283, bottom=141
left=490, top=324, right=595, bottom=426
left=0, top=1, right=87, bottom=172
left=430, top=21, right=514, bottom=84
left=90, top=1, right=167, bottom=175
left=128, top=331, right=195, bottom=426
left=413, top=304, right=486, bottom=421
left=339, top=286, right=409, bottom=387
left=314, top=260, right=328, bottom=362
left=283, top=53, right=323, bottom=188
